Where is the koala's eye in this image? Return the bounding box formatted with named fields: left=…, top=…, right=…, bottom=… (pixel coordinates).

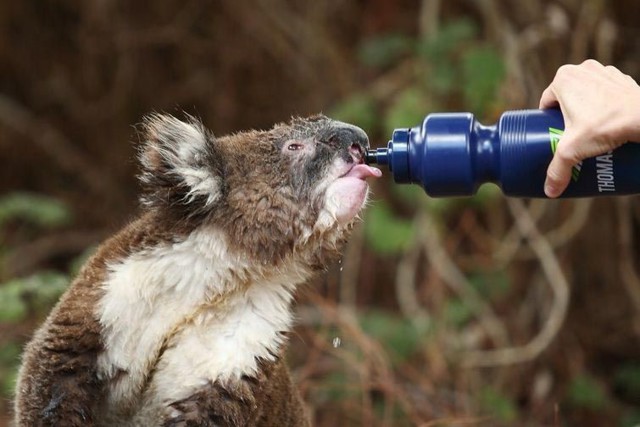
left=287, top=142, right=304, bottom=151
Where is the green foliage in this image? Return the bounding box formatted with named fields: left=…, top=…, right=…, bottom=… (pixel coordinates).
left=443, top=298, right=473, bottom=327
left=417, top=18, right=478, bottom=95
left=0, top=342, right=21, bottom=366
left=383, top=89, right=434, bottom=137
left=468, top=268, right=510, bottom=299
left=420, top=24, right=506, bottom=115
left=373, top=400, right=410, bottom=427
left=390, top=184, right=425, bottom=207
left=358, top=34, right=414, bottom=68
left=423, top=197, right=461, bottom=217
left=418, top=18, right=477, bottom=61
left=342, top=18, right=506, bottom=144
left=0, top=342, right=21, bottom=396
left=620, top=409, right=640, bottom=427
left=0, top=272, right=69, bottom=323
left=364, top=202, right=414, bottom=255
left=567, top=374, right=609, bottom=410
left=0, top=192, right=71, bottom=228
left=477, top=386, right=518, bottom=423
left=69, top=245, right=98, bottom=276
left=322, top=370, right=357, bottom=402
left=461, top=47, right=506, bottom=115
left=330, top=94, right=377, bottom=133
left=0, top=192, right=73, bottom=403
left=2, top=368, right=18, bottom=397
left=359, top=309, right=423, bottom=365
left=614, top=362, right=640, bottom=400
left=471, top=183, right=502, bottom=207
left=421, top=184, right=502, bottom=216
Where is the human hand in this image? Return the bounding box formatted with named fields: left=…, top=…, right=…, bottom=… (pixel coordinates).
left=539, top=59, right=640, bottom=198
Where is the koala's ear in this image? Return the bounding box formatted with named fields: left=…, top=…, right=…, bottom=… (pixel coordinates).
left=138, top=114, right=223, bottom=214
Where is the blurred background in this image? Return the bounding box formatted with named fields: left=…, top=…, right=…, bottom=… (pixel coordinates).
left=1, top=0, right=640, bottom=425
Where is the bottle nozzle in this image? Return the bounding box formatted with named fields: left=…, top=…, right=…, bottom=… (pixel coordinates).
left=365, top=147, right=390, bottom=166
left=364, top=150, right=378, bottom=164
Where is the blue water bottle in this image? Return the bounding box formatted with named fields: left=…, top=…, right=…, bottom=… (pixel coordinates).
left=365, top=109, right=640, bottom=197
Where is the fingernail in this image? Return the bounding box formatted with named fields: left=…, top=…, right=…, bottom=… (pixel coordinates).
left=544, top=181, right=557, bottom=198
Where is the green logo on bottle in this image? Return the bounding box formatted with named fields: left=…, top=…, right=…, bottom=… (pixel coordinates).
left=549, top=127, right=581, bottom=182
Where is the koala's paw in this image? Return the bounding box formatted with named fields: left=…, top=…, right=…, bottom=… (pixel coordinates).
left=162, top=403, right=221, bottom=427
left=162, top=381, right=257, bottom=427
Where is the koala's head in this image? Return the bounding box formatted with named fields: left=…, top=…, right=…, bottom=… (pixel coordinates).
left=138, top=114, right=380, bottom=266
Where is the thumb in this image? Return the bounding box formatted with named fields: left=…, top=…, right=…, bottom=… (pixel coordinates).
left=544, top=129, right=581, bottom=198
left=539, top=85, right=558, bottom=110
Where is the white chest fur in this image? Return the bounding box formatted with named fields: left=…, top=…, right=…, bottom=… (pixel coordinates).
left=95, top=228, right=310, bottom=409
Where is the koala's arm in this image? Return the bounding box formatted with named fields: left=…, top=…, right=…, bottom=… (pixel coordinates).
left=14, top=281, right=105, bottom=427
left=163, top=358, right=310, bottom=427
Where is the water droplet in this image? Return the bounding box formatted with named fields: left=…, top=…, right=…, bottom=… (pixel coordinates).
left=339, top=267, right=343, bottom=272
left=332, top=337, right=341, bottom=348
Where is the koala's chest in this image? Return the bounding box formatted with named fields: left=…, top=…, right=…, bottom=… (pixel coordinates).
left=94, top=233, right=303, bottom=415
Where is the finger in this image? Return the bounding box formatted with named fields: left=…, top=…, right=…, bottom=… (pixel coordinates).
left=605, top=65, right=638, bottom=85
left=605, top=64, right=624, bottom=76
left=604, top=65, right=630, bottom=82
left=539, top=85, right=559, bottom=109
left=580, top=59, right=605, bottom=70
left=544, top=153, right=574, bottom=198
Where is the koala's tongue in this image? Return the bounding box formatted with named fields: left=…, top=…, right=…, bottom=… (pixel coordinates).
left=329, top=163, right=381, bottom=225
left=344, top=164, right=382, bottom=180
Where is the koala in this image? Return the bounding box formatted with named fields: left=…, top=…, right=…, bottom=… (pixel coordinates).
left=13, top=114, right=381, bottom=426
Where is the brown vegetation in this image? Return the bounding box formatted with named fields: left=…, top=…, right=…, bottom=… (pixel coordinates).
left=1, top=1, right=640, bottom=425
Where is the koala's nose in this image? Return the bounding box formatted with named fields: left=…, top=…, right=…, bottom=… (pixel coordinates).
left=329, top=121, right=370, bottom=161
